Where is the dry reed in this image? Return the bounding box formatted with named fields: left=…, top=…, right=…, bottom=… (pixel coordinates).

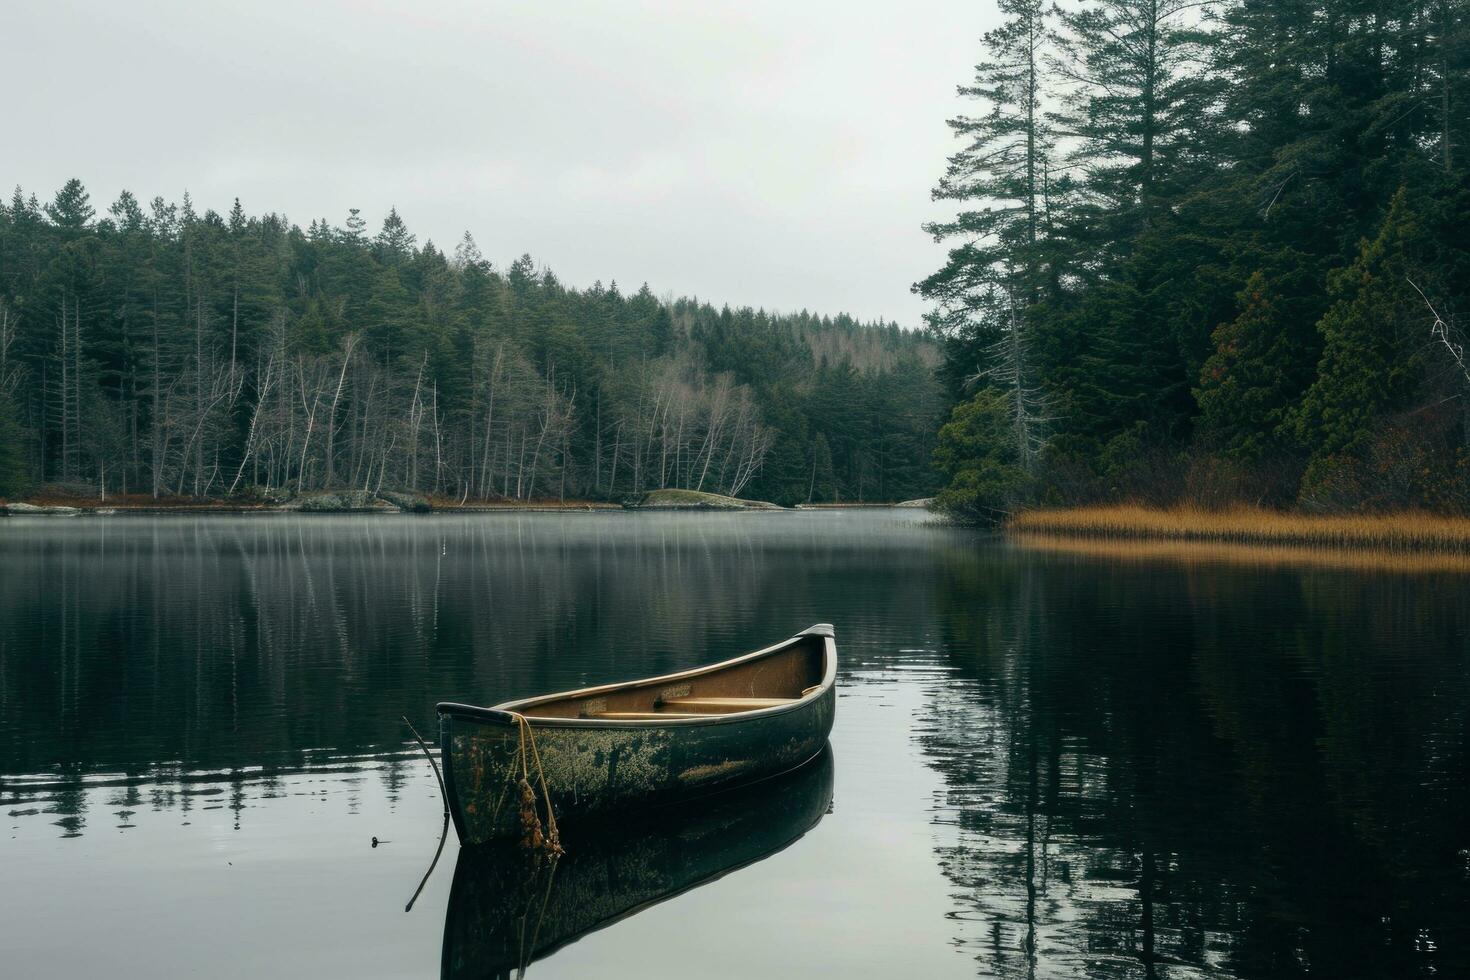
left=1008, top=504, right=1470, bottom=554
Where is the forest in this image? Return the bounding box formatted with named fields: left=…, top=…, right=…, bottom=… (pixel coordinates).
left=922, top=0, right=1470, bottom=522
left=0, top=185, right=943, bottom=507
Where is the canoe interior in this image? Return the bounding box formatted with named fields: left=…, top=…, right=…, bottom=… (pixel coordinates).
left=506, top=633, right=827, bottom=721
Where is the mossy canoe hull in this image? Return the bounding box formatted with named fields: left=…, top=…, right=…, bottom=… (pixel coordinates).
left=436, top=624, right=837, bottom=845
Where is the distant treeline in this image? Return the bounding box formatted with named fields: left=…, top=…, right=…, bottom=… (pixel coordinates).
left=921, top=0, right=1470, bottom=522
left=0, top=184, right=943, bottom=505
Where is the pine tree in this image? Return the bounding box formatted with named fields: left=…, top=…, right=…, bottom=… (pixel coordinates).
left=1050, top=0, right=1219, bottom=244
left=363, top=267, right=417, bottom=364
left=109, top=191, right=147, bottom=232
left=341, top=208, right=368, bottom=246
left=375, top=207, right=417, bottom=266
left=46, top=178, right=95, bottom=233
left=228, top=197, right=246, bottom=234
left=918, top=0, right=1053, bottom=340
left=1195, top=269, right=1317, bottom=460
left=149, top=196, right=179, bottom=239
left=1289, top=190, right=1430, bottom=464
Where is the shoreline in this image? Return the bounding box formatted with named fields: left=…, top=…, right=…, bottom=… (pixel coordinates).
left=0, top=496, right=624, bottom=517
left=0, top=493, right=924, bottom=517
left=1006, top=504, right=1470, bottom=554
left=1, top=505, right=627, bottom=516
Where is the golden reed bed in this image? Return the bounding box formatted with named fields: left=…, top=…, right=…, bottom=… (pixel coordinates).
left=1007, top=505, right=1470, bottom=560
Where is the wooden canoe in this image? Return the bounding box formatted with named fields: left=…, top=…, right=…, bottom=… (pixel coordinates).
left=441, top=749, right=834, bottom=978
left=436, top=623, right=837, bottom=845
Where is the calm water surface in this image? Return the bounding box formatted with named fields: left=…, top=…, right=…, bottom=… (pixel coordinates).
left=2, top=511, right=1467, bottom=978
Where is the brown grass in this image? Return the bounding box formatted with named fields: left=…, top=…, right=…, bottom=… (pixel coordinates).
left=1008, top=504, right=1470, bottom=554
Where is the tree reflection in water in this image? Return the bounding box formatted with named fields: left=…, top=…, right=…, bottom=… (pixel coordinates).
left=922, top=547, right=1470, bottom=978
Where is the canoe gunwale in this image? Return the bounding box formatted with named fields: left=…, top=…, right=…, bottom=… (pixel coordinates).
left=436, top=623, right=836, bottom=730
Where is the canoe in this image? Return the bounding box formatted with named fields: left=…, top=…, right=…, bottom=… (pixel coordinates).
left=441, top=748, right=834, bottom=979
left=436, top=623, right=836, bottom=845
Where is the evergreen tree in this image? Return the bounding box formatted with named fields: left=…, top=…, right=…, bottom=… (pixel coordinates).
left=375, top=207, right=416, bottom=266
left=918, top=0, right=1052, bottom=345
left=45, top=178, right=95, bottom=233
left=363, top=267, right=417, bottom=363
left=1195, top=270, right=1316, bottom=460
left=1289, top=190, right=1432, bottom=465
left=933, top=388, right=1026, bottom=524
left=109, top=190, right=148, bottom=232
left=341, top=208, right=368, bottom=246
left=1050, top=0, right=1220, bottom=244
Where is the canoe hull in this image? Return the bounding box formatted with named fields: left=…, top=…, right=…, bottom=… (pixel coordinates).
left=440, top=683, right=834, bottom=845
left=438, top=627, right=837, bottom=845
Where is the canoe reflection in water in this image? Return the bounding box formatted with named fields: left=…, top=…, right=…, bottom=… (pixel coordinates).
left=440, top=747, right=835, bottom=979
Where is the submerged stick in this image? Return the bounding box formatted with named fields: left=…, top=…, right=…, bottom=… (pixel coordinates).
left=403, top=714, right=448, bottom=818
left=402, top=714, right=452, bottom=913
left=404, top=812, right=450, bottom=913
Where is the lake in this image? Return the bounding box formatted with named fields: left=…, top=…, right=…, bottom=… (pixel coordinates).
left=2, top=511, right=1467, bottom=978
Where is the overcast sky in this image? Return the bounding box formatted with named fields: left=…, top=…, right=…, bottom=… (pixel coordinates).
left=7, top=0, right=995, bottom=325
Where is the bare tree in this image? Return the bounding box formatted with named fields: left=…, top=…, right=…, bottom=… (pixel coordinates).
left=0, top=298, right=20, bottom=400
left=321, top=333, right=360, bottom=489
left=228, top=343, right=280, bottom=496
left=965, top=286, right=1055, bottom=473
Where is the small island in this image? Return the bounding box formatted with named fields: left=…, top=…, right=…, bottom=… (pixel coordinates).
left=627, top=489, right=785, bottom=510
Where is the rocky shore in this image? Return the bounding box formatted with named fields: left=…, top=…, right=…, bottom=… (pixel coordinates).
left=3, top=487, right=924, bottom=516
left=0, top=489, right=620, bottom=516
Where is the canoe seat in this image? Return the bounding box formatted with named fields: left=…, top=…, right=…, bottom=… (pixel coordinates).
left=593, top=698, right=799, bottom=720
left=661, top=697, right=796, bottom=713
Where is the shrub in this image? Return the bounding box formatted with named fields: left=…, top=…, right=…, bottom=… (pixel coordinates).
left=932, top=389, right=1028, bottom=525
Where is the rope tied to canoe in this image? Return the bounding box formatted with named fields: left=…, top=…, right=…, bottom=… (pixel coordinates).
left=510, top=711, right=563, bottom=856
